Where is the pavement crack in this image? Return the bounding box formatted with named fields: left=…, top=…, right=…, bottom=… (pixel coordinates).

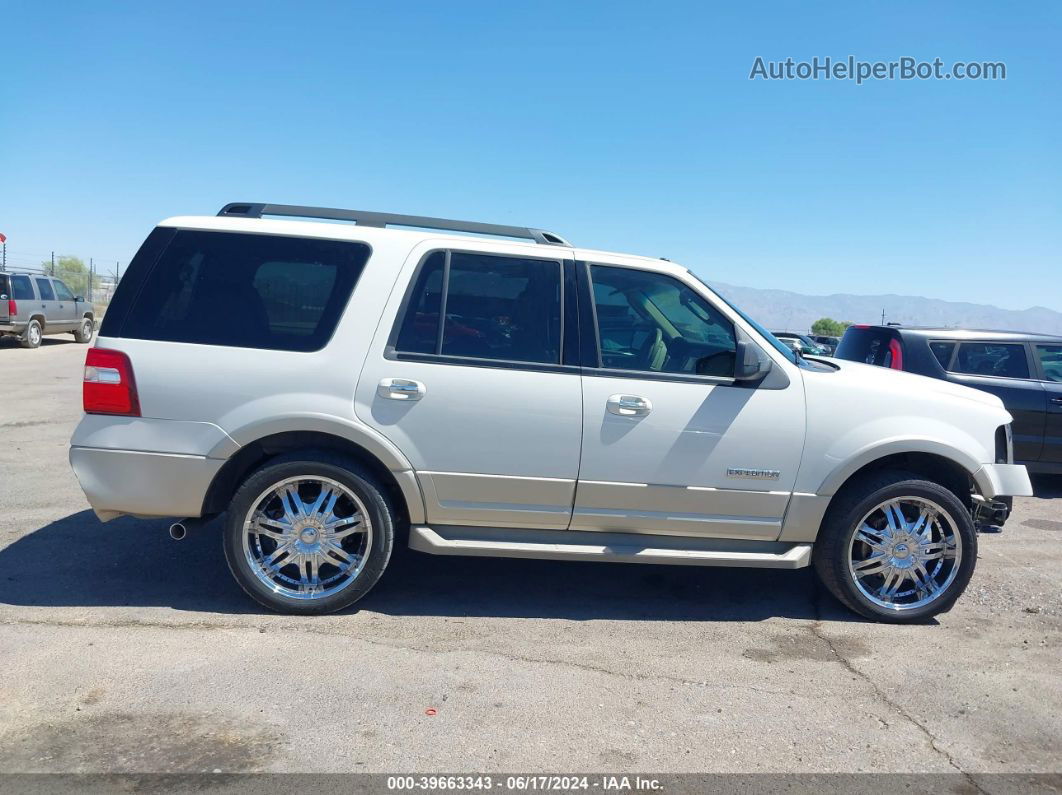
left=809, top=587, right=987, bottom=792
left=0, top=614, right=792, bottom=697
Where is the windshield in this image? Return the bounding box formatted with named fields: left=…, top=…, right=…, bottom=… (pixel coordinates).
left=687, top=272, right=798, bottom=364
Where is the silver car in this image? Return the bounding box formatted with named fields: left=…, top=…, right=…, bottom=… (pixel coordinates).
left=68, top=203, right=1032, bottom=621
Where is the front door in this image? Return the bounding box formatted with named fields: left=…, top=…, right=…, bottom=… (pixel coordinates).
left=1034, top=343, right=1062, bottom=466
left=50, top=278, right=80, bottom=330
left=356, top=243, right=583, bottom=529
left=571, top=257, right=806, bottom=540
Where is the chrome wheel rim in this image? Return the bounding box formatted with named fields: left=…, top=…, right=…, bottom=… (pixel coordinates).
left=848, top=497, right=962, bottom=611
left=81, top=320, right=91, bottom=338
left=28, top=324, right=41, bottom=345
left=242, top=476, right=372, bottom=600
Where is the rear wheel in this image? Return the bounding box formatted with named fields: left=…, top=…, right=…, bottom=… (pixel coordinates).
left=814, top=470, right=976, bottom=623
left=223, top=453, right=395, bottom=614
left=74, top=317, right=93, bottom=343
left=21, top=319, right=42, bottom=349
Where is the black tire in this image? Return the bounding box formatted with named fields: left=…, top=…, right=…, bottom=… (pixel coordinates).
left=74, top=317, right=94, bottom=343
left=21, top=319, right=42, bottom=349
left=813, top=469, right=977, bottom=623
left=223, top=452, right=395, bottom=614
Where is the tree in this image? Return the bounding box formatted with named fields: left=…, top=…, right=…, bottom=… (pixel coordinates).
left=40, top=255, right=89, bottom=298
left=811, top=317, right=852, bottom=337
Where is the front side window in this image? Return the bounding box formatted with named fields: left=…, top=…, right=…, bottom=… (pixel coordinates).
left=10, top=275, right=34, bottom=300
left=394, top=251, right=562, bottom=365
left=35, top=278, right=56, bottom=301
left=53, top=280, right=74, bottom=301
left=929, top=341, right=955, bottom=369
left=1035, top=345, right=1062, bottom=383
left=589, top=264, right=736, bottom=377
left=953, top=342, right=1030, bottom=379
left=117, top=230, right=370, bottom=352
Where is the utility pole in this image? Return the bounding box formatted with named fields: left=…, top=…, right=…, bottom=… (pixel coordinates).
left=881, top=308, right=886, bottom=325
left=89, top=258, right=94, bottom=303
left=51, top=251, right=55, bottom=276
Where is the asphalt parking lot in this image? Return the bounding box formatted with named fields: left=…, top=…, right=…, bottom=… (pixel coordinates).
left=1, top=337, right=1060, bottom=780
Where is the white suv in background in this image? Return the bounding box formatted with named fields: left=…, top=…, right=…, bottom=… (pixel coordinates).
left=69, top=203, right=1032, bottom=622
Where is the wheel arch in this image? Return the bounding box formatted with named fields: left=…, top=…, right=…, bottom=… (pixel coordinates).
left=201, top=425, right=425, bottom=526
left=781, top=440, right=982, bottom=543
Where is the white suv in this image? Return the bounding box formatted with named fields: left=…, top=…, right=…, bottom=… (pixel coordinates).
left=69, top=203, right=1033, bottom=622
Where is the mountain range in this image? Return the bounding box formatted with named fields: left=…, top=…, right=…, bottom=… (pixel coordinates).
left=710, top=282, right=1062, bottom=336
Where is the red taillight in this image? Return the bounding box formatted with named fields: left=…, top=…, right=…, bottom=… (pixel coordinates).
left=7, top=299, right=15, bottom=317
left=83, top=348, right=141, bottom=416
left=887, top=338, right=904, bottom=370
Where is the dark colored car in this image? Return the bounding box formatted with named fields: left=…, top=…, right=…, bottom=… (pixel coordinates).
left=836, top=325, right=1062, bottom=474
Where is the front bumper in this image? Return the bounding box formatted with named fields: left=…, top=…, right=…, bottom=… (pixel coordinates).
left=69, top=446, right=224, bottom=522
left=972, top=463, right=1034, bottom=499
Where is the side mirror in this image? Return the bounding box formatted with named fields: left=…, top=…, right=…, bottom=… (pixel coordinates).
left=75, top=296, right=84, bottom=302
left=734, top=339, right=773, bottom=381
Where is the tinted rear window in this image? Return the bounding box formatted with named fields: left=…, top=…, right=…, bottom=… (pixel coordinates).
left=9, top=275, right=34, bottom=300
left=929, top=341, right=956, bottom=369
left=110, top=230, right=370, bottom=352
left=835, top=327, right=900, bottom=367
left=35, top=278, right=55, bottom=301
left=953, top=342, right=1030, bottom=379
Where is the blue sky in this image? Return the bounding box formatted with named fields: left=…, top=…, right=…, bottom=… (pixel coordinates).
left=1, top=1, right=1059, bottom=310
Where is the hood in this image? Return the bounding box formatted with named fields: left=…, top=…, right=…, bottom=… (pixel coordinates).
left=817, top=358, right=1009, bottom=412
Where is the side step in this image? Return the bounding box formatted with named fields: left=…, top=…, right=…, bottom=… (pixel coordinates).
left=409, top=525, right=812, bottom=569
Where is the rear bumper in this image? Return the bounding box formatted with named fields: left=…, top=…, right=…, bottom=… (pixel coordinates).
left=69, top=446, right=224, bottom=522
left=973, top=463, right=1034, bottom=499
left=0, top=322, right=26, bottom=334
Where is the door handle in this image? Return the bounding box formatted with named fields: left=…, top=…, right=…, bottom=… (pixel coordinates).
left=378, top=377, right=426, bottom=401
left=607, top=394, right=652, bottom=417
left=1051, top=397, right=1062, bottom=405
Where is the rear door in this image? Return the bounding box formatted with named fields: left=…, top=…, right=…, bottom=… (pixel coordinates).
left=33, top=277, right=59, bottom=331
left=948, top=341, right=1046, bottom=464
left=1033, top=343, right=1062, bottom=466
left=50, top=278, right=79, bottom=330
left=356, top=242, right=583, bottom=530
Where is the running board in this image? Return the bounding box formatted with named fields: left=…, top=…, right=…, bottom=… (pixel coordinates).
left=409, top=525, right=812, bottom=569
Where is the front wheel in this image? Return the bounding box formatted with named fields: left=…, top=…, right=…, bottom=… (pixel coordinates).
left=74, top=317, right=94, bottom=343
left=814, top=470, right=977, bottom=623
left=223, top=453, right=395, bottom=614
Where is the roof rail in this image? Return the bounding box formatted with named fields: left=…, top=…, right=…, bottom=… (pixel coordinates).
left=217, top=203, right=572, bottom=247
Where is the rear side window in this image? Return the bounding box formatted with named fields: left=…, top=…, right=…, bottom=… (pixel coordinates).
left=9, top=275, right=34, bottom=300
left=35, top=278, right=56, bottom=301
left=1034, top=345, right=1062, bottom=382
left=929, top=341, right=955, bottom=369
left=835, top=327, right=900, bottom=367
left=953, top=342, right=1030, bottom=379
left=393, top=251, right=562, bottom=365
left=113, top=230, right=370, bottom=352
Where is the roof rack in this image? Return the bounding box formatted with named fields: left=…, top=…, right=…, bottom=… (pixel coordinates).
left=217, top=203, right=572, bottom=247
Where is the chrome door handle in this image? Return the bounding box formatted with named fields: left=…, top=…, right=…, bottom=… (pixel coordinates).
left=1051, top=397, right=1062, bottom=405
left=378, top=378, right=426, bottom=401
left=606, top=394, right=652, bottom=417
